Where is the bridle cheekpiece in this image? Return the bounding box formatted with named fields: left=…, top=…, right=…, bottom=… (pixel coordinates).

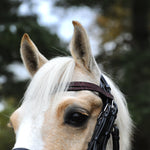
left=67, top=75, right=120, bottom=150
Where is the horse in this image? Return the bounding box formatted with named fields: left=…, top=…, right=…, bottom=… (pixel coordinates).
left=9, top=21, right=133, bottom=150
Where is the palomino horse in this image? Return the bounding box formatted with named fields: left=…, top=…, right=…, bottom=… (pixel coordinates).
left=10, top=21, right=132, bottom=150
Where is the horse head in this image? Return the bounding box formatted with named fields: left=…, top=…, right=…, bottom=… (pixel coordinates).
left=10, top=21, right=132, bottom=150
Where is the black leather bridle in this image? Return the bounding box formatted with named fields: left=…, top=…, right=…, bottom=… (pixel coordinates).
left=68, top=75, right=120, bottom=150
left=13, top=75, right=119, bottom=150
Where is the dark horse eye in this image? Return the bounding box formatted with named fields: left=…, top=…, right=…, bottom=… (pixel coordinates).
left=64, top=106, right=89, bottom=127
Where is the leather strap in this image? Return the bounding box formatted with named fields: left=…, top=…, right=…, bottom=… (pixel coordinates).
left=67, top=76, right=119, bottom=150
left=68, top=82, right=113, bottom=100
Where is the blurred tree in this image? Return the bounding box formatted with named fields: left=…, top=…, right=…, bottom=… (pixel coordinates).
left=55, top=0, right=150, bottom=149
left=0, top=0, right=69, bottom=149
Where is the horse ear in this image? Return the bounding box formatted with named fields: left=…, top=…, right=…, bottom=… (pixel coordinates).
left=70, top=21, right=96, bottom=72
left=20, top=33, right=48, bottom=76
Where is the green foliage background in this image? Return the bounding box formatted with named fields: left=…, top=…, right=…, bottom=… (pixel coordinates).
left=0, top=0, right=150, bottom=149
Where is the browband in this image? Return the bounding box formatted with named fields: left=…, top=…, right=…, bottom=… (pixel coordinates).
left=68, top=82, right=113, bottom=100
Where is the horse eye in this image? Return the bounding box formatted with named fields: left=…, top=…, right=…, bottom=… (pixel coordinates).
left=64, top=107, right=89, bottom=127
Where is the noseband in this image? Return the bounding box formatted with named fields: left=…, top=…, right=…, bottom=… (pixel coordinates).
left=67, top=75, right=119, bottom=150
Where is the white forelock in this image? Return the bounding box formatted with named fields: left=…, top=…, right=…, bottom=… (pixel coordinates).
left=21, top=57, right=75, bottom=115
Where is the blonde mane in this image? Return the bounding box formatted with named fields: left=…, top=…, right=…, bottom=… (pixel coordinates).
left=21, top=57, right=75, bottom=115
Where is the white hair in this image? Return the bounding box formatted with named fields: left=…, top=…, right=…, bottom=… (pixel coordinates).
left=21, top=57, right=75, bottom=115
left=21, top=56, right=132, bottom=150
